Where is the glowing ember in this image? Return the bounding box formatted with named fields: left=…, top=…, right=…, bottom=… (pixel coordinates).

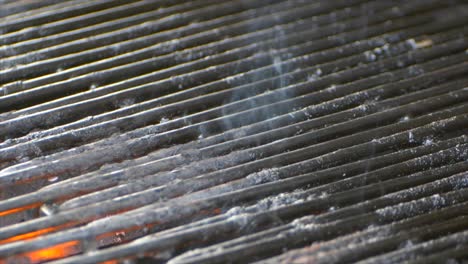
left=25, top=241, right=80, bottom=263
left=0, top=241, right=80, bottom=264
left=100, top=260, right=118, bottom=264
left=0, top=223, right=77, bottom=245
left=0, top=203, right=41, bottom=217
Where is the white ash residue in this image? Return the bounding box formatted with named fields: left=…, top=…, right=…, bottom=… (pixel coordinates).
left=326, top=84, right=337, bottom=93
left=116, top=98, right=135, bottom=109
left=423, top=137, right=434, bottom=146
left=451, top=173, right=468, bottom=190
left=383, top=171, right=468, bottom=203
left=290, top=216, right=320, bottom=232
left=376, top=194, right=448, bottom=219
left=408, top=131, right=415, bottom=143
left=400, top=115, right=410, bottom=122
left=89, top=83, right=98, bottom=90
left=158, top=117, right=170, bottom=124
left=174, top=168, right=282, bottom=203
left=318, top=191, right=329, bottom=199
left=364, top=50, right=377, bottom=62
left=223, top=74, right=244, bottom=85
left=366, top=230, right=468, bottom=264
left=227, top=212, right=250, bottom=229
left=398, top=239, right=415, bottom=250
left=358, top=103, right=371, bottom=113
left=373, top=43, right=391, bottom=55
left=273, top=221, right=397, bottom=263
left=225, top=188, right=310, bottom=218
left=307, top=68, right=322, bottom=81
left=255, top=189, right=310, bottom=212
left=224, top=205, right=255, bottom=228
left=226, top=206, right=245, bottom=217
left=246, top=168, right=281, bottom=185
left=215, top=190, right=320, bottom=232
left=406, top=39, right=418, bottom=49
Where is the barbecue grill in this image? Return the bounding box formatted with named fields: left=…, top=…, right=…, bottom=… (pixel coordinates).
left=0, top=0, right=467, bottom=263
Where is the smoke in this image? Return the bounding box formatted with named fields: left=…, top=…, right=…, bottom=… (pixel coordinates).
left=214, top=14, right=296, bottom=136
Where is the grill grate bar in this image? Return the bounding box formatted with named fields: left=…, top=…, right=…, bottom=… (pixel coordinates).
left=0, top=0, right=372, bottom=116
left=1, top=0, right=367, bottom=85
left=0, top=0, right=69, bottom=19
left=46, top=181, right=468, bottom=264
left=4, top=22, right=467, bottom=143
left=0, top=26, right=462, bottom=165
left=1, top=39, right=466, bottom=185
left=0, top=0, right=227, bottom=48
left=359, top=229, right=468, bottom=264
left=0, top=0, right=430, bottom=111
left=57, top=77, right=468, bottom=210
left=0, top=0, right=137, bottom=35
left=0, top=113, right=466, bottom=252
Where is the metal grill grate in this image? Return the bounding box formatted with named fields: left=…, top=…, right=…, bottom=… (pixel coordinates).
left=0, top=0, right=467, bottom=263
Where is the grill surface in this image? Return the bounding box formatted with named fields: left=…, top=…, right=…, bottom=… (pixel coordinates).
left=0, top=0, right=468, bottom=263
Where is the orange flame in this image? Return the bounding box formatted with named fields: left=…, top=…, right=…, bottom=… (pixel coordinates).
left=0, top=206, right=222, bottom=263
left=0, top=241, right=80, bottom=264
left=0, top=203, right=41, bottom=217
left=0, top=226, right=60, bottom=245
left=0, top=222, right=77, bottom=245
left=26, top=241, right=80, bottom=263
